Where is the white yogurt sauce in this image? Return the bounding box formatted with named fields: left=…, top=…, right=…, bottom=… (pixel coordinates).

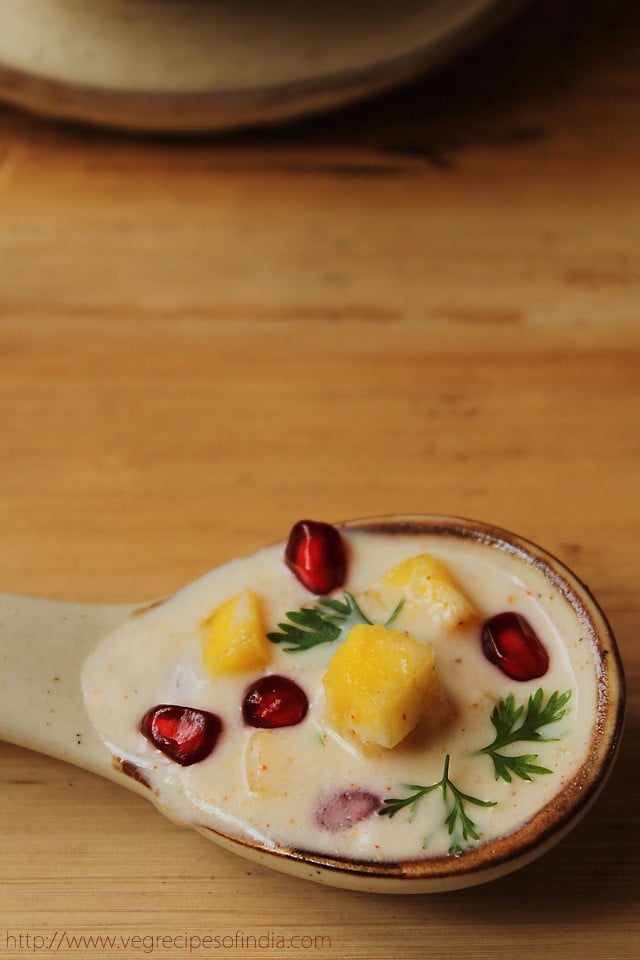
left=81, top=530, right=599, bottom=861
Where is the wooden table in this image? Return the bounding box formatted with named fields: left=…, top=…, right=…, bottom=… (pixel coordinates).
left=1, top=1, right=638, bottom=957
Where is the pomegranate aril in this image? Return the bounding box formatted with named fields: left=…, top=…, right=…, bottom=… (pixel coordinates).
left=285, top=520, right=346, bottom=595
left=481, top=612, right=549, bottom=681
left=315, top=789, right=380, bottom=832
left=242, top=675, right=308, bottom=729
left=140, top=704, right=222, bottom=766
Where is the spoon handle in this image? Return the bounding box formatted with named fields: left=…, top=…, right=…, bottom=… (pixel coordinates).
left=0, top=593, right=138, bottom=783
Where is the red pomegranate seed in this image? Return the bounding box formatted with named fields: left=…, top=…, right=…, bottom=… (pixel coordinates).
left=315, top=789, right=380, bottom=832
left=140, top=704, right=222, bottom=766
left=481, top=612, right=549, bottom=681
left=242, top=675, right=308, bottom=729
left=285, top=520, right=347, bottom=595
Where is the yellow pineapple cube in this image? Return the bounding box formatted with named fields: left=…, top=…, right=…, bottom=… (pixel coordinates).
left=322, top=623, right=441, bottom=749
left=201, top=589, right=271, bottom=674
left=382, top=553, right=475, bottom=628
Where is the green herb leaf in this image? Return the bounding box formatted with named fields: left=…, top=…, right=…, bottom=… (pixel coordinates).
left=379, top=755, right=496, bottom=854
left=478, top=688, right=571, bottom=783
left=267, top=592, right=403, bottom=653
left=267, top=591, right=370, bottom=652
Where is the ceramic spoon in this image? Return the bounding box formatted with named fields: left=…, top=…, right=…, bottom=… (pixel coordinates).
left=0, top=516, right=625, bottom=894
left=0, top=593, right=146, bottom=794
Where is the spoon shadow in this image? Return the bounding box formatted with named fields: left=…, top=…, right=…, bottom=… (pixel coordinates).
left=260, top=0, right=640, bottom=165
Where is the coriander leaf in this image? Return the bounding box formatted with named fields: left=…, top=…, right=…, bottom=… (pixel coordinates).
left=267, top=591, right=370, bottom=652
left=379, top=755, right=496, bottom=854
left=478, top=688, right=571, bottom=783
left=267, top=592, right=404, bottom=653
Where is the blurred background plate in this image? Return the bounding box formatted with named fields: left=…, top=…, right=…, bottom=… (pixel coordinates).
left=0, top=0, right=526, bottom=133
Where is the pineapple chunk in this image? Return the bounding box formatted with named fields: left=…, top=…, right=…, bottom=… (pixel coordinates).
left=322, top=623, right=441, bottom=749
left=201, top=589, right=271, bottom=674
left=382, top=553, right=475, bottom=628
left=245, top=730, right=295, bottom=796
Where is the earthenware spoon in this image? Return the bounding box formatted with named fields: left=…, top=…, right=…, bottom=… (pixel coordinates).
left=0, top=516, right=625, bottom=894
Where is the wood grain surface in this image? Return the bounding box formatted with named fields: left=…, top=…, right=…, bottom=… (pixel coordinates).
left=0, top=1, right=638, bottom=958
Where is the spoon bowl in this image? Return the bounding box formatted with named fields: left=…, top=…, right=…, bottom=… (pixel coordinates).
left=0, top=516, right=625, bottom=893
left=0, top=0, right=528, bottom=133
